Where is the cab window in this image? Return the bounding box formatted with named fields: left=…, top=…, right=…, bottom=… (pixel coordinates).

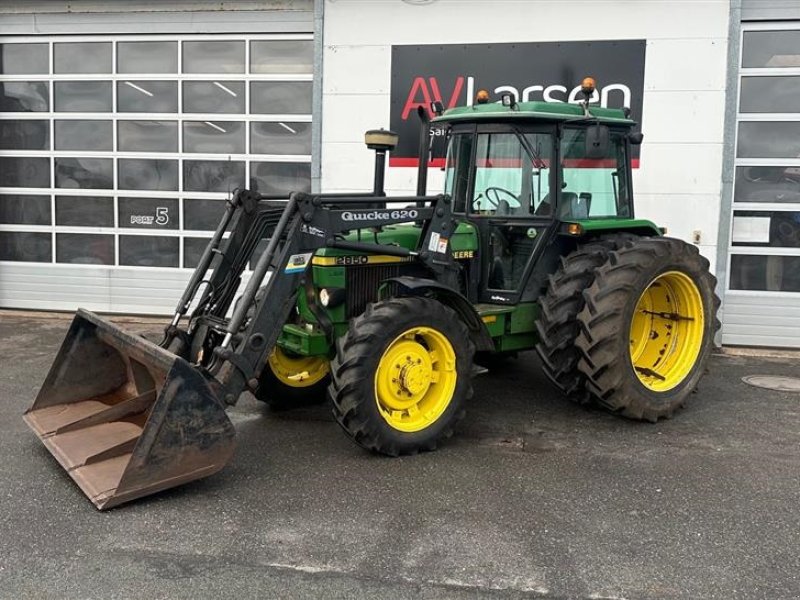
left=444, top=132, right=473, bottom=214
left=560, top=128, right=632, bottom=219
left=470, top=132, right=552, bottom=217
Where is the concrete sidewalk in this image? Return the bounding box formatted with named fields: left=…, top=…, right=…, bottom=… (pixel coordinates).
left=0, top=312, right=798, bottom=599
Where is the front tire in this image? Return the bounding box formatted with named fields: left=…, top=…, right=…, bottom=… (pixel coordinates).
left=575, top=237, right=721, bottom=421
left=330, top=297, right=475, bottom=456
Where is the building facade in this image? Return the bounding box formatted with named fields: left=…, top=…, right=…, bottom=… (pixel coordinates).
left=0, top=0, right=317, bottom=313
left=0, top=0, right=798, bottom=348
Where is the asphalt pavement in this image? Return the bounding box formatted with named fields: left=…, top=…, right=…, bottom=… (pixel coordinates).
left=0, top=311, right=798, bottom=600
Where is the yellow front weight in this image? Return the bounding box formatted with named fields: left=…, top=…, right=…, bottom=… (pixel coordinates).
left=374, top=326, right=458, bottom=433
left=268, top=347, right=330, bottom=388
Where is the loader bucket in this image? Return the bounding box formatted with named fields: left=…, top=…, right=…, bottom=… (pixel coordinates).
left=24, top=309, right=235, bottom=510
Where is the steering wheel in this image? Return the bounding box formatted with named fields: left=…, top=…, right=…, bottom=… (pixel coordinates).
left=483, top=186, right=518, bottom=209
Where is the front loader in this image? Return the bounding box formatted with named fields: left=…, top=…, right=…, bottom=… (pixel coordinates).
left=25, top=78, right=720, bottom=508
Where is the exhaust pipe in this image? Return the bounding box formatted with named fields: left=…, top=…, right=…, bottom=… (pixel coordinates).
left=364, top=129, right=399, bottom=201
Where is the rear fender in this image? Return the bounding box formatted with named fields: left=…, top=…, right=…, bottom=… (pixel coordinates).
left=563, top=218, right=663, bottom=239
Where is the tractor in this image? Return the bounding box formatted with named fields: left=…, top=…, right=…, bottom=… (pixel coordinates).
left=24, top=78, right=720, bottom=509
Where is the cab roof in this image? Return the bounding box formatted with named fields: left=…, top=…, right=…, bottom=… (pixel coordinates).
left=432, top=100, right=635, bottom=126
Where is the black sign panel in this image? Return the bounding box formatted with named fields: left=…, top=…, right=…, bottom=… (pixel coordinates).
left=390, top=40, right=646, bottom=166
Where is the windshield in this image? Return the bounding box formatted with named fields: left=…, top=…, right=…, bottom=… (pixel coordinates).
left=469, top=131, right=553, bottom=217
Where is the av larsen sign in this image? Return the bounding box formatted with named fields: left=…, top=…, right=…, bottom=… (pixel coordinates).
left=390, top=40, right=646, bottom=166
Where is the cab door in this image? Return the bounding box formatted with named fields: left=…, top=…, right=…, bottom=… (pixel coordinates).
left=466, top=125, right=556, bottom=305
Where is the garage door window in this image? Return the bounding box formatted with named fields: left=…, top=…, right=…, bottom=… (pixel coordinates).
left=731, top=27, right=800, bottom=294
left=0, top=34, right=313, bottom=269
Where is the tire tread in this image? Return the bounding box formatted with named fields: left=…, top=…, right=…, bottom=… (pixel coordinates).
left=329, top=297, right=474, bottom=456
left=575, top=237, right=721, bottom=421
left=534, top=234, right=640, bottom=404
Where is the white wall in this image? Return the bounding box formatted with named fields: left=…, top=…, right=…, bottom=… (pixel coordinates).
left=321, top=0, right=730, bottom=273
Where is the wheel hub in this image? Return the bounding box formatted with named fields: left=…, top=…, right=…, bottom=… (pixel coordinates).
left=379, top=341, right=433, bottom=409
left=399, top=361, right=431, bottom=396
left=374, top=326, right=458, bottom=432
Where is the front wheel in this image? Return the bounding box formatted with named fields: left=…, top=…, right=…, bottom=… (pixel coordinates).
left=329, top=297, right=475, bottom=456
left=576, top=237, right=721, bottom=421
left=254, top=347, right=330, bottom=410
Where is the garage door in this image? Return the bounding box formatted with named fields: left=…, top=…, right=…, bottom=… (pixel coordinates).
left=722, top=22, right=800, bottom=347
left=0, top=33, right=313, bottom=314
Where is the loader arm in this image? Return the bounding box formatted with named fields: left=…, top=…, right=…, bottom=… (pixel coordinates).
left=177, top=189, right=460, bottom=406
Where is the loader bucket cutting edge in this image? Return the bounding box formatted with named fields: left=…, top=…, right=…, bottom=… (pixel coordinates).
left=24, top=309, right=235, bottom=510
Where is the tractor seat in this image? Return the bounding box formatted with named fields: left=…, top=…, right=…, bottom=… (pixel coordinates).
left=557, top=192, right=578, bottom=218
left=535, top=191, right=592, bottom=219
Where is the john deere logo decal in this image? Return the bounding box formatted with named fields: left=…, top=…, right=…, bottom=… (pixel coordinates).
left=285, top=253, right=313, bottom=274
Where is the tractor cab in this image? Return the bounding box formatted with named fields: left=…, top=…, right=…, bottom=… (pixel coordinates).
left=430, top=79, right=641, bottom=305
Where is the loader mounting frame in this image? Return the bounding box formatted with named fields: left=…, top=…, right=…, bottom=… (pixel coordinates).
left=165, top=189, right=463, bottom=406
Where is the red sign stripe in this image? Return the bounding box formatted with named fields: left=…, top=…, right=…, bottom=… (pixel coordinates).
left=389, top=157, right=641, bottom=168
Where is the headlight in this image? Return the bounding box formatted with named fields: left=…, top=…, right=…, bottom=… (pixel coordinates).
left=319, top=288, right=331, bottom=307
left=318, top=287, right=345, bottom=308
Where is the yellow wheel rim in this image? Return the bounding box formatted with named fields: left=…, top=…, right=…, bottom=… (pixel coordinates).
left=629, top=271, right=705, bottom=392
left=374, top=326, right=458, bottom=433
left=268, top=347, right=329, bottom=388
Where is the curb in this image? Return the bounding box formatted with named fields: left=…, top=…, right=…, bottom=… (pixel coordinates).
left=719, top=346, right=800, bottom=359
left=0, top=309, right=167, bottom=325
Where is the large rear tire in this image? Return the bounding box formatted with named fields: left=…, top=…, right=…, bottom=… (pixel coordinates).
left=329, top=297, right=474, bottom=456
left=254, top=347, right=330, bottom=411
left=535, top=234, right=639, bottom=403
left=575, top=237, right=720, bottom=421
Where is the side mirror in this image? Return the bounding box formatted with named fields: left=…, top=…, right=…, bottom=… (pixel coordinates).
left=585, top=124, right=610, bottom=159
left=628, top=131, right=644, bottom=145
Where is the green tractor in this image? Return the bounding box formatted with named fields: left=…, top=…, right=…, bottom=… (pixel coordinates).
left=25, top=79, right=720, bottom=508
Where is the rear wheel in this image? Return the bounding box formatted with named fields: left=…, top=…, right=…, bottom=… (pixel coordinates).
left=575, top=237, right=720, bottom=421
left=330, top=297, right=474, bottom=456
left=535, top=234, right=639, bottom=403
left=255, top=347, right=330, bottom=410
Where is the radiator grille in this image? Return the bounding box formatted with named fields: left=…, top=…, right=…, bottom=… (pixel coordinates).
left=345, top=264, right=403, bottom=318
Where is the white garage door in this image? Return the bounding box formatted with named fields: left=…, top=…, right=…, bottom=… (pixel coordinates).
left=723, top=22, right=800, bottom=347
left=0, top=32, right=313, bottom=314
